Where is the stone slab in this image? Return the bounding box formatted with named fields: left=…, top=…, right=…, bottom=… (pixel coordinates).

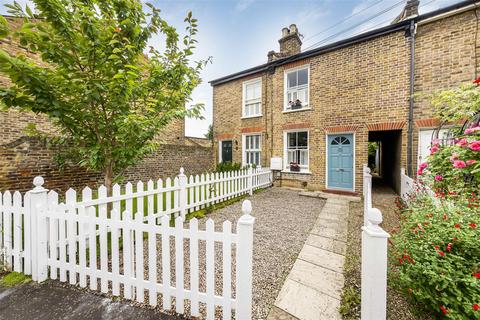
left=305, top=234, right=347, bottom=255
left=299, top=244, right=345, bottom=274
left=288, top=259, right=345, bottom=300
left=310, top=224, right=347, bottom=240
left=275, top=279, right=341, bottom=320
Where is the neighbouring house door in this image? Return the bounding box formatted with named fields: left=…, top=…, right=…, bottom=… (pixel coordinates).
left=418, top=129, right=449, bottom=168
left=328, top=134, right=354, bottom=190
left=221, top=140, right=233, bottom=163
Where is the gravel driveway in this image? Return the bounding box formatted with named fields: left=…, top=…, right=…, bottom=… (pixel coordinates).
left=143, top=187, right=325, bottom=319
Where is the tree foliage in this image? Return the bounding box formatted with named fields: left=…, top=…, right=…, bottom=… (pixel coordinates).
left=0, top=0, right=209, bottom=189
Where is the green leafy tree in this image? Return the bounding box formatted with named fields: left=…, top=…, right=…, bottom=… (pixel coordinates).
left=0, top=0, right=208, bottom=191
left=204, top=124, right=213, bottom=141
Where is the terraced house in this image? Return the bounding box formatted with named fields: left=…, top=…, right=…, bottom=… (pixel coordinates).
left=210, top=0, right=480, bottom=194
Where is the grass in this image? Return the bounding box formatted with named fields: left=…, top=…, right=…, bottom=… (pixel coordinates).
left=0, top=272, right=31, bottom=287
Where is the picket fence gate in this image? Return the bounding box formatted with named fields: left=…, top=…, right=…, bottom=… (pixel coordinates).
left=0, top=167, right=272, bottom=319
left=361, top=165, right=390, bottom=320
left=400, top=168, right=439, bottom=205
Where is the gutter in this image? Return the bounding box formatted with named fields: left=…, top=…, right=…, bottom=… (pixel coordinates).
left=407, top=20, right=417, bottom=177
left=417, top=1, right=480, bottom=25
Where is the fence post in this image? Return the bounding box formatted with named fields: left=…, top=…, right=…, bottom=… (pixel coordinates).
left=28, top=176, right=49, bottom=282
left=236, top=200, right=254, bottom=319
left=363, top=165, right=372, bottom=226
left=248, top=166, right=253, bottom=196
left=400, top=167, right=406, bottom=200
left=178, top=167, right=188, bottom=219
left=361, top=208, right=390, bottom=320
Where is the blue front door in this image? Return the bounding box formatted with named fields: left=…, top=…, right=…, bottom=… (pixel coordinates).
left=328, top=134, right=354, bottom=190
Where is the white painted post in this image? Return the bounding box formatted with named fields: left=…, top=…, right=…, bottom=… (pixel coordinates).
left=178, top=167, right=187, bottom=219
left=361, top=208, right=390, bottom=320
left=236, top=200, right=254, bottom=319
left=248, top=166, right=253, bottom=196
left=400, top=167, right=406, bottom=200
left=363, top=166, right=372, bottom=227
left=28, top=176, right=49, bottom=282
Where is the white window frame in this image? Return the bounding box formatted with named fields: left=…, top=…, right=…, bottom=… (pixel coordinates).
left=242, top=134, right=262, bottom=166
left=242, top=77, right=262, bottom=118
left=283, top=130, right=309, bottom=173
left=283, top=65, right=310, bottom=112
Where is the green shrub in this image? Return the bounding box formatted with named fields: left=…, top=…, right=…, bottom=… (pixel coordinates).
left=215, top=161, right=256, bottom=173
left=391, top=194, right=480, bottom=319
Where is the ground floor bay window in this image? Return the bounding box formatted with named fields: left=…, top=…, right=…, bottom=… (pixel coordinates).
left=243, top=134, right=261, bottom=166
left=284, top=130, right=309, bottom=172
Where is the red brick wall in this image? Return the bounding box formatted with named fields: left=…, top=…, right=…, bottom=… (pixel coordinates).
left=0, top=137, right=213, bottom=193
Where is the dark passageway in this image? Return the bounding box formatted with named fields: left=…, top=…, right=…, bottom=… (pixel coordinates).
left=368, top=130, right=402, bottom=194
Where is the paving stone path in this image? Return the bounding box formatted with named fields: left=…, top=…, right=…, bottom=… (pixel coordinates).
left=267, top=192, right=360, bottom=320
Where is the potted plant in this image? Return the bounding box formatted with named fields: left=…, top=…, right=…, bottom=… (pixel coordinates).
left=290, top=162, right=300, bottom=172
left=291, top=99, right=302, bottom=110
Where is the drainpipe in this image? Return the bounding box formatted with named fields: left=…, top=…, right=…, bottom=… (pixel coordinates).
left=407, top=20, right=416, bottom=177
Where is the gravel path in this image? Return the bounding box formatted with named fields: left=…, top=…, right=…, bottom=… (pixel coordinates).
left=143, top=187, right=325, bottom=319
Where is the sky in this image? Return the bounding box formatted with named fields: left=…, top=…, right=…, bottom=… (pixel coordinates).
left=0, top=0, right=465, bottom=137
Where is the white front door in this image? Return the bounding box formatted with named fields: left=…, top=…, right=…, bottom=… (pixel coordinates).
left=417, top=129, right=449, bottom=167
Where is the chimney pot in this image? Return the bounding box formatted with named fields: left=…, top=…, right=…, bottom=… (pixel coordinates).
left=289, top=24, right=297, bottom=34
left=282, top=27, right=289, bottom=37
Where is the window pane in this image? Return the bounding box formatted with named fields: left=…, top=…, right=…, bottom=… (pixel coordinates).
left=298, top=68, right=308, bottom=86
left=298, top=132, right=308, bottom=147
left=245, top=105, right=249, bottom=116
left=255, top=103, right=260, bottom=115
left=288, top=132, right=297, bottom=148
left=287, top=71, right=297, bottom=88
left=255, top=152, right=260, bottom=165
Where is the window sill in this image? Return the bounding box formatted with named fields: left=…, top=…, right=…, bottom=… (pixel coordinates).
left=283, top=107, right=312, bottom=114
left=241, top=115, right=263, bottom=119
left=281, top=170, right=312, bottom=175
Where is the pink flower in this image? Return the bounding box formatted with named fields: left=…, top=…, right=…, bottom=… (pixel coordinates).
left=432, top=139, right=440, bottom=146
left=456, top=138, right=468, bottom=147
left=450, top=152, right=460, bottom=162
left=469, top=141, right=480, bottom=151
left=465, top=126, right=480, bottom=135
left=453, top=160, right=466, bottom=169
left=434, top=175, right=443, bottom=181
left=467, top=160, right=477, bottom=166
left=417, top=162, right=428, bottom=175
left=430, top=145, right=439, bottom=155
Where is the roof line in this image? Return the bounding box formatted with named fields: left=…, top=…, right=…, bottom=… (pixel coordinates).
left=209, top=0, right=477, bottom=86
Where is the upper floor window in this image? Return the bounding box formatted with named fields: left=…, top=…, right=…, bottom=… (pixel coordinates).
left=242, top=78, right=262, bottom=118
left=284, top=66, right=309, bottom=111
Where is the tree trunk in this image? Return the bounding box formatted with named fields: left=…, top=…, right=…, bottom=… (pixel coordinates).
left=104, top=163, right=114, bottom=196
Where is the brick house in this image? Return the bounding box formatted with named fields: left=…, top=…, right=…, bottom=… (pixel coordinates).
left=0, top=16, right=213, bottom=192
left=210, top=0, right=480, bottom=194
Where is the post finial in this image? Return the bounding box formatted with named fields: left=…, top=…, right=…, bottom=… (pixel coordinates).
left=242, top=199, right=252, bottom=216
left=33, top=176, right=44, bottom=187
left=179, top=167, right=185, bottom=175
left=368, top=207, right=383, bottom=226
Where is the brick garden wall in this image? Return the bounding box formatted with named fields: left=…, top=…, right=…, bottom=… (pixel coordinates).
left=0, top=137, right=214, bottom=193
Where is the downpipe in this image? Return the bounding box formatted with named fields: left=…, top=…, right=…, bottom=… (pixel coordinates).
left=407, top=20, right=417, bottom=177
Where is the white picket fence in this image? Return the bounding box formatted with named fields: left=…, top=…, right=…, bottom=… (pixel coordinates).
left=400, top=168, right=438, bottom=204
left=0, top=167, right=272, bottom=319
left=361, top=165, right=390, bottom=320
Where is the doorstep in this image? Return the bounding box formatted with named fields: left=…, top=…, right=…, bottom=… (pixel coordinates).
left=267, top=195, right=353, bottom=320
left=299, top=190, right=361, bottom=203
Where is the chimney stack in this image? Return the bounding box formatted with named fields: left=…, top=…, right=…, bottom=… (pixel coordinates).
left=268, top=24, right=302, bottom=62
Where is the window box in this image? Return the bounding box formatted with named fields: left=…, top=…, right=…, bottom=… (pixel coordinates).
left=289, top=162, right=301, bottom=172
